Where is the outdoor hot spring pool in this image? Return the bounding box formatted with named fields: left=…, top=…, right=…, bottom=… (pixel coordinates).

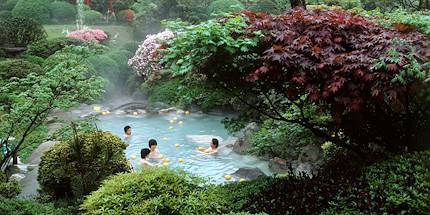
left=98, top=113, right=273, bottom=183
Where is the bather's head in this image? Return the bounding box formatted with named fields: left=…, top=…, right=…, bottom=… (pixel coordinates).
left=141, top=148, right=151, bottom=159
left=210, top=138, right=219, bottom=149
left=124, top=125, right=132, bottom=136
left=148, top=139, right=158, bottom=151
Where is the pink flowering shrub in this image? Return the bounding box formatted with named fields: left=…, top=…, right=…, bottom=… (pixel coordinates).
left=67, top=29, right=108, bottom=43
left=128, top=30, right=174, bottom=78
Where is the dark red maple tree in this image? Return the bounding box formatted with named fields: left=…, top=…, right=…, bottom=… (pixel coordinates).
left=197, top=9, right=430, bottom=153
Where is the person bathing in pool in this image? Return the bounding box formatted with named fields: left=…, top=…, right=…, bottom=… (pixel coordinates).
left=148, top=139, right=162, bottom=159
left=198, top=138, right=219, bottom=155
left=139, top=148, right=154, bottom=167
left=124, top=125, right=132, bottom=140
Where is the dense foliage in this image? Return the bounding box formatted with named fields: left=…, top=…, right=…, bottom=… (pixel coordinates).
left=49, top=1, right=77, bottom=23
left=162, top=9, right=430, bottom=153
left=249, top=119, right=321, bottom=159
left=81, top=168, right=227, bottom=214
left=25, top=37, right=83, bottom=58
left=208, top=0, right=245, bottom=15
left=0, top=16, right=46, bottom=47
left=0, top=172, right=21, bottom=198
left=11, top=0, right=51, bottom=23
left=117, top=8, right=135, bottom=23
left=38, top=131, right=130, bottom=198
left=83, top=9, right=103, bottom=24
left=0, top=59, right=43, bottom=79
left=0, top=196, right=73, bottom=215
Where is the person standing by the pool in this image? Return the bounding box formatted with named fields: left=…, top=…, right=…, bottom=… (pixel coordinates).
left=124, top=125, right=132, bottom=140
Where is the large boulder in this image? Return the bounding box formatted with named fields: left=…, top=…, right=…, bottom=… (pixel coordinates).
left=268, top=157, right=289, bottom=173
left=232, top=167, right=266, bottom=180
left=298, top=144, right=323, bottom=163
left=232, top=122, right=258, bottom=154
left=146, top=102, right=169, bottom=114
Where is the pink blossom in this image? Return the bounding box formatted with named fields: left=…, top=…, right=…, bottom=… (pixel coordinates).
left=67, top=29, right=108, bottom=43
left=128, top=30, right=174, bottom=78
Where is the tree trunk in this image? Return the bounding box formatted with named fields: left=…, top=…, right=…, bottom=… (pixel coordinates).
left=12, top=151, right=17, bottom=165
left=108, top=0, right=113, bottom=15
left=290, top=0, right=307, bottom=9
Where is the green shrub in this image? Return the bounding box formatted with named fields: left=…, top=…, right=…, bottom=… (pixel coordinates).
left=88, top=54, right=120, bottom=82
left=249, top=0, right=279, bottom=14
left=0, top=59, right=44, bottom=79
left=81, top=168, right=228, bottom=215
left=49, top=1, right=77, bottom=23
left=3, top=0, right=18, bottom=10
left=116, top=8, right=134, bottom=23
left=20, top=54, right=45, bottom=66
left=0, top=172, right=21, bottom=198
left=221, top=177, right=277, bottom=212
left=249, top=119, right=322, bottom=159
left=83, top=10, right=102, bottom=25
left=0, top=196, right=72, bottom=215
left=208, top=0, right=244, bottom=15
left=223, top=212, right=269, bottom=215
left=123, top=41, right=140, bottom=53
left=0, top=16, right=46, bottom=47
left=25, top=37, right=83, bottom=58
left=38, top=131, right=130, bottom=198
left=105, top=48, right=131, bottom=69
left=322, top=150, right=430, bottom=214
left=12, top=0, right=51, bottom=23
left=0, top=10, right=12, bottom=18
left=365, top=150, right=430, bottom=213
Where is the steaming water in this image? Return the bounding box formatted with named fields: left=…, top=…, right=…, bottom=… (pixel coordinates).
left=98, top=113, right=273, bottom=183
left=76, top=0, right=85, bottom=30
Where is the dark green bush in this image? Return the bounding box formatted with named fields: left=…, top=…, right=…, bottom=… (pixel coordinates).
left=112, top=0, right=134, bottom=12
left=0, top=16, right=47, bottom=47
left=25, top=37, right=83, bottom=58
left=0, top=59, right=44, bottom=79
left=49, top=1, right=76, bottom=23
left=249, top=119, right=322, bottom=160
left=208, top=0, right=244, bottom=15
left=38, top=131, right=130, bottom=198
left=20, top=54, right=45, bottom=66
left=0, top=196, right=72, bottom=215
left=123, top=41, right=140, bottom=53
left=0, top=172, right=21, bottom=198
left=249, top=0, right=279, bottom=14
left=83, top=10, right=102, bottom=24
left=322, top=150, right=430, bottom=214
left=12, top=0, right=51, bottom=23
left=223, top=212, right=269, bottom=215
left=81, top=168, right=228, bottom=215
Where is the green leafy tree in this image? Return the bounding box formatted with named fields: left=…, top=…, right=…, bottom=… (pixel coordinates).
left=0, top=50, right=104, bottom=170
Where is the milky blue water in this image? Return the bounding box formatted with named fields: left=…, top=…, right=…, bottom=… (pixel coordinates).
left=98, top=113, right=272, bottom=183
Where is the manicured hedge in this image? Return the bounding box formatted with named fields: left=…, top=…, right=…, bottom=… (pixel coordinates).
left=12, top=0, right=51, bottom=23
left=25, top=37, right=83, bottom=58
left=49, top=1, right=77, bottom=23
left=0, top=16, right=47, bottom=47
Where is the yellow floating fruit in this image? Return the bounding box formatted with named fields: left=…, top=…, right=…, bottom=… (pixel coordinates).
left=185, top=111, right=190, bottom=115
left=130, top=155, right=137, bottom=160
left=93, top=106, right=101, bottom=112
left=162, top=137, right=168, bottom=141
left=173, top=117, right=178, bottom=121
left=158, top=154, right=164, bottom=159
left=101, top=111, right=107, bottom=115
left=169, top=119, right=175, bottom=124
left=163, top=162, right=169, bottom=167
left=178, top=121, right=183, bottom=125
left=175, top=144, right=180, bottom=148
left=239, top=178, right=246, bottom=182
left=198, top=146, right=205, bottom=151
left=224, top=175, right=232, bottom=180
left=133, top=112, right=138, bottom=115
left=178, top=158, right=184, bottom=163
